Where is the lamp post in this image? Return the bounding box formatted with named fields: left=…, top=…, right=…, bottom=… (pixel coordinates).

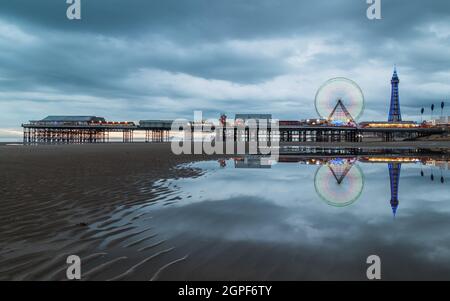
left=431, top=104, right=435, bottom=121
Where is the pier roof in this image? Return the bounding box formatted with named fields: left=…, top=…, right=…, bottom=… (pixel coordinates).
left=235, top=114, right=272, bottom=121
left=41, top=116, right=106, bottom=122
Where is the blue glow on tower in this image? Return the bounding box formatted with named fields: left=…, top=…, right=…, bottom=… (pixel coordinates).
left=388, top=66, right=402, bottom=122
left=388, top=163, right=401, bottom=217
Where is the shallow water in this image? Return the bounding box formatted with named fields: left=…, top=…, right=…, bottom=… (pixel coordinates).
left=131, top=152, right=450, bottom=280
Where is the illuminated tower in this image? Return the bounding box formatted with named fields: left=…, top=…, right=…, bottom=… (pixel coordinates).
left=388, top=163, right=401, bottom=217
left=388, top=67, right=402, bottom=122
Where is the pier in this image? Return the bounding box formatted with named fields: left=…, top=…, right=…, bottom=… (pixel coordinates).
left=22, top=115, right=447, bottom=144
left=22, top=117, right=172, bottom=144
left=21, top=69, right=450, bottom=145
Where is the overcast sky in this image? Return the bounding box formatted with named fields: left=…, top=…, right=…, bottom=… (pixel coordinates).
left=1, top=0, right=450, bottom=138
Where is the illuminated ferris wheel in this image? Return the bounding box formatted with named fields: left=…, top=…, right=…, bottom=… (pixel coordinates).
left=314, top=158, right=365, bottom=207
left=314, top=77, right=365, bottom=124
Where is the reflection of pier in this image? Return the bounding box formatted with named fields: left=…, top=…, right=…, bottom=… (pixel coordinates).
left=276, top=147, right=450, bottom=168
left=233, top=148, right=450, bottom=170
left=234, top=156, right=271, bottom=169
left=233, top=151, right=449, bottom=214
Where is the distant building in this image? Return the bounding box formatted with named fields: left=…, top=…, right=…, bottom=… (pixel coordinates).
left=388, top=67, right=402, bottom=122
left=359, top=121, right=418, bottom=128
left=425, top=160, right=449, bottom=170
left=235, top=114, right=272, bottom=121
left=234, top=114, right=272, bottom=126
left=139, top=120, right=174, bottom=128
left=430, top=116, right=450, bottom=125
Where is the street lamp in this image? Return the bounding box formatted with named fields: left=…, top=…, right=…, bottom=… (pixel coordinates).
left=431, top=104, right=435, bottom=121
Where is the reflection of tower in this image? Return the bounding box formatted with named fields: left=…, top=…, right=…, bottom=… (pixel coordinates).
left=388, top=67, right=402, bottom=122
left=388, top=163, right=401, bottom=216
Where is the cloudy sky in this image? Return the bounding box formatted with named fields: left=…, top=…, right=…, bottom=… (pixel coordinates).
left=1, top=0, right=450, bottom=138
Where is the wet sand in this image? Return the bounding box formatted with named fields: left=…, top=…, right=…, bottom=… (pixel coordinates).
left=0, top=143, right=219, bottom=280
left=1, top=141, right=450, bottom=281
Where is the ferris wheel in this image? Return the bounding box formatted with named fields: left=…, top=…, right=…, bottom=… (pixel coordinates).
left=314, top=158, right=365, bottom=207
left=314, top=77, right=365, bottom=124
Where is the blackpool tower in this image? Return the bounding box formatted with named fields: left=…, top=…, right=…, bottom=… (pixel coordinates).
left=388, top=66, right=402, bottom=122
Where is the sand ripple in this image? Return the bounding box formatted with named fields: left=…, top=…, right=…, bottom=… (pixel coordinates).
left=0, top=144, right=210, bottom=280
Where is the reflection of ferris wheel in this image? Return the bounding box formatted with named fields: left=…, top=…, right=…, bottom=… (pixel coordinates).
left=315, top=77, right=365, bottom=123
left=314, top=159, right=365, bottom=207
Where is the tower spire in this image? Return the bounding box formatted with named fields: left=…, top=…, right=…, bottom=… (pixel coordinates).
left=388, top=66, right=402, bottom=122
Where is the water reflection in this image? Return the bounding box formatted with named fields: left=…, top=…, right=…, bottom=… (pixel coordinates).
left=314, top=158, right=364, bottom=208
left=141, top=149, right=450, bottom=280
left=227, top=149, right=449, bottom=218
left=388, top=163, right=401, bottom=217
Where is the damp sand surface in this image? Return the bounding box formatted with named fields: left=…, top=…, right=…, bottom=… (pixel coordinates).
left=2, top=143, right=450, bottom=280
left=0, top=143, right=216, bottom=280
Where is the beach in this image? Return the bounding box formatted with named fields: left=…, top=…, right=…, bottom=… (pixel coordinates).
left=1, top=142, right=450, bottom=281
left=0, top=143, right=218, bottom=280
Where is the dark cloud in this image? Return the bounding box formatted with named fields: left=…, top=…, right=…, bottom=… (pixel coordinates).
left=1, top=0, right=450, bottom=133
